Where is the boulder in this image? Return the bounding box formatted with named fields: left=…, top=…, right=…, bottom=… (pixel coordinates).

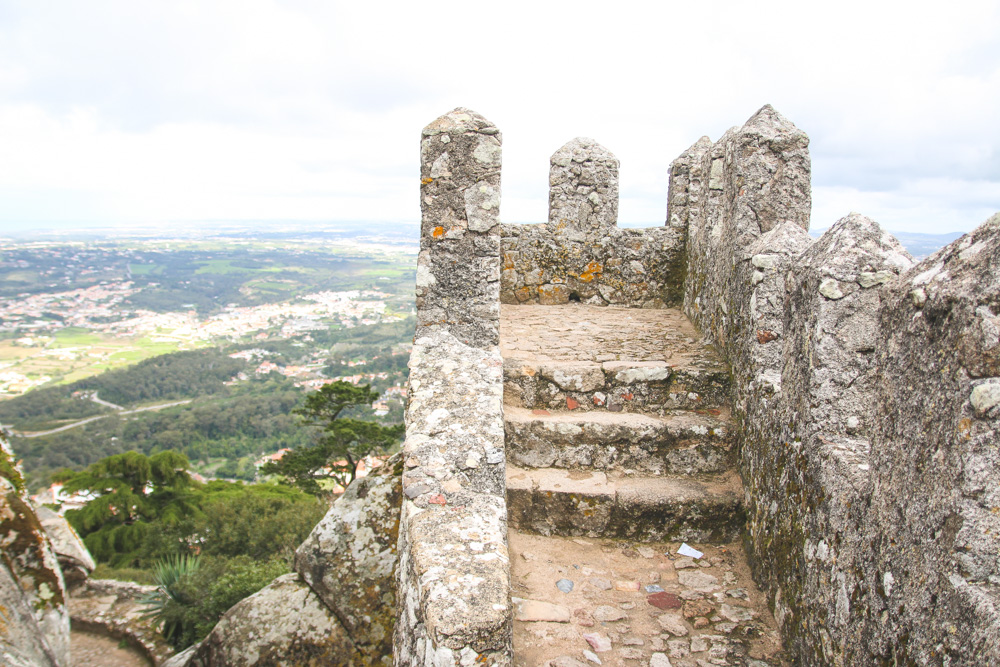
left=34, top=504, right=96, bottom=588
left=294, top=452, right=402, bottom=664
left=1, top=460, right=71, bottom=666
left=184, top=573, right=356, bottom=667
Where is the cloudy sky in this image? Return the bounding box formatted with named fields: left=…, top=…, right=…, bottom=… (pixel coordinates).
left=0, top=0, right=997, bottom=235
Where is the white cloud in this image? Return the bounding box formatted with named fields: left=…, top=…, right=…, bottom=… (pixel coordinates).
left=0, top=0, right=997, bottom=234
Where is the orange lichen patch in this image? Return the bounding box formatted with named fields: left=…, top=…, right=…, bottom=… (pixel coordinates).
left=958, top=417, right=973, bottom=441
left=421, top=177, right=433, bottom=185
left=503, top=253, right=517, bottom=270
left=579, top=261, right=603, bottom=283
left=432, top=226, right=446, bottom=239
left=514, top=287, right=532, bottom=302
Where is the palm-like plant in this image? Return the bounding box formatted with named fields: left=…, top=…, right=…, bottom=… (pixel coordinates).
left=139, top=553, right=201, bottom=642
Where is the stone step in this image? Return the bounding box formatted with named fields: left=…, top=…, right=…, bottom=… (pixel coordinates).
left=505, top=406, right=733, bottom=476
left=506, top=466, right=744, bottom=544
left=504, top=356, right=730, bottom=412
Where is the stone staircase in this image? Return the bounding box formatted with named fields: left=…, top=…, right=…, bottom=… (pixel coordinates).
left=501, top=304, right=786, bottom=667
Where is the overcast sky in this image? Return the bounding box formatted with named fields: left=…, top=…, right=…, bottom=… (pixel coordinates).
left=0, top=0, right=997, bottom=236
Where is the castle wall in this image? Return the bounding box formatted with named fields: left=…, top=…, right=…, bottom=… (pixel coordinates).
left=500, top=139, right=687, bottom=307
left=676, top=105, right=1000, bottom=665
left=868, top=217, right=1000, bottom=663
left=395, top=108, right=512, bottom=667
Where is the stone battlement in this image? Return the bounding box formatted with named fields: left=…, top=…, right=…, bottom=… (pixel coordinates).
left=399, top=104, right=1000, bottom=666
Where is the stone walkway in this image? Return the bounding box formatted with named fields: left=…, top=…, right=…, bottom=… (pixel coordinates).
left=501, top=303, right=787, bottom=666
left=510, top=534, right=785, bottom=667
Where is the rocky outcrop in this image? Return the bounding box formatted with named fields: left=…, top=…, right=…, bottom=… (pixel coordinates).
left=173, top=452, right=403, bottom=666
left=35, top=504, right=96, bottom=588
left=182, top=574, right=356, bottom=666
left=0, top=439, right=71, bottom=667
left=295, top=453, right=402, bottom=665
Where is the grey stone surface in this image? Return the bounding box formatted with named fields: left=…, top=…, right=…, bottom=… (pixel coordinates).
left=34, top=504, right=95, bottom=588
left=184, top=573, right=357, bottom=667
left=396, top=108, right=511, bottom=667
left=395, top=329, right=510, bottom=666
left=548, top=138, right=619, bottom=235
left=673, top=103, right=1000, bottom=665
left=867, top=213, right=1000, bottom=664
left=683, top=104, right=812, bottom=355
left=417, top=108, right=502, bottom=349
left=69, top=578, right=172, bottom=665
left=0, top=438, right=70, bottom=667
left=500, top=134, right=686, bottom=307
left=294, top=452, right=402, bottom=664
left=783, top=213, right=913, bottom=448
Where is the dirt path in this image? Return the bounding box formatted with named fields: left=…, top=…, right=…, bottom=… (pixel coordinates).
left=71, top=630, right=151, bottom=667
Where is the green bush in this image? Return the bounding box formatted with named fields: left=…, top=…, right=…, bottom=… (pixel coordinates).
left=155, top=555, right=288, bottom=649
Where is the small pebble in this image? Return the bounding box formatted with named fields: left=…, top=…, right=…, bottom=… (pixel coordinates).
left=690, top=636, right=711, bottom=652
left=693, top=616, right=710, bottom=628
left=583, top=649, right=602, bottom=664
left=647, top=592, right=683, bottom=610
left=589, top=577, right=612, bottom=591
left=673, top=558, right=697, bottom=570
left=583, top=632, right=612, bottom=652
left=593, top=605, right=628, bottom=622
left=614, top=580, right=640, bottom=592
left=645, top=584, right=665, bottom=593
left=556, top=578, right=574, bottom=593
left=649, top=653, right=673, bottom=667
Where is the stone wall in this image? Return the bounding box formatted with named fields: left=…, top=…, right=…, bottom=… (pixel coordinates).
left=395, top=109, right=512, bottom=666
left=674, top=104, right=1000, bottom=665
left=500, top=138, right=687, bottom=308
left=867, top=215, right=1000, bottom=663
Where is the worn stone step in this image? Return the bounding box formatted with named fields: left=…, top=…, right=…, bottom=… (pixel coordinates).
left=504, top=356, right=730, bottom=412
left=505, top=406, right=733, bottom=476
left=506, top=466, right=744, bottom=543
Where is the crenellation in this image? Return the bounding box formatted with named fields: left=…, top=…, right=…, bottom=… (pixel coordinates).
left=416, top=107, right=503, bottom=349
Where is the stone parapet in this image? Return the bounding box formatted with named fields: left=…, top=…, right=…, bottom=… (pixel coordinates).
left=395, top=108, right=511, bottom=666
left=673, top=103, right=1000, bottom=665
left=867, top=213, right=1000, bottom=664
left=500, top=224, right=686, bottom=307
left=394, top=331, right=510, bottom=666
left=501, top=134, right=686, bottom=308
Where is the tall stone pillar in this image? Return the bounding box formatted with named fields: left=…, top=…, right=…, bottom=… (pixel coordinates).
left=547, top=138, right=619, bottom=235
left=416, top=108, right=502, bottom=348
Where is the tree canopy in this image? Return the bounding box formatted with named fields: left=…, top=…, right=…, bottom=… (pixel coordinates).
left=262, top=381, right=403, bottom=496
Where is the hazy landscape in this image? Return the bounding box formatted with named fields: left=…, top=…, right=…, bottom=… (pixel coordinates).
left=0, top=223, right=416, bottom=489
